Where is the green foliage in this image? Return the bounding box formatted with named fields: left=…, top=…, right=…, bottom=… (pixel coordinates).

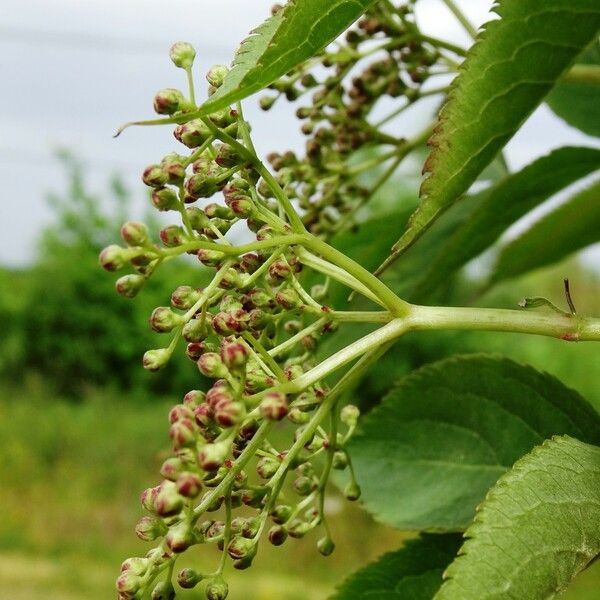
left=348, top=355, right=600, bottom=530
left=436, top=436, right=600, bottom=600
left=546, top=43, right=600, bottom=137
left=330, top=534, right=462, bottom=600
left=412, top=146, right=600, bottom=299
left=491, top=179, right=600, bottom=284
left=379, top=0, right=600, bottom=270
left=199, top=0, right=377, bottom=115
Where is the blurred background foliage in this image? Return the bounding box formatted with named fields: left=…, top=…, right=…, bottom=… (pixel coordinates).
left=0, top=155, right=598, bottom=599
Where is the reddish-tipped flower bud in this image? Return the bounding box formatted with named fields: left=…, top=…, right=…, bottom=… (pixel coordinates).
left=206, top=64, right=228, bottom=88
left=143, top=348, right=171, bottom=372
left=256, top=456, right=280, bottom=479
left=268, top=525, right=288, bottom=546
left=177, top=568, right=203, bottom=589
left=165, top=521, right=196, bottom=554
left=160, top=456, right=185, bottom=481
left=293, top=475, right=315, bottom=496
left=268, top=260, right=291, bottom=281
left=260, top=391, right=289, bottom=421
left=184, top=173, right=218, bottom=198
left=270, top=504, right=292, bottom=525
left=142, top=164, right=167, bottom=188
left=214, top=143, right=239, bottom=168
left=150, top=307, right=183, bottom=333
left=174, top=119, right=211, bottom=149
left=116, top=571, right=143, bottom=598
left=170, top=285, right=202, bottom=310
left=169, top=418, right=197, bottom=449
left=151, top=187, right=179, bottom=211
left=99, top=244, right=129, bottom=272
left=115, top=274, right=145, bottom=298
left=205, top=576, right=228, bottom=600
left=275, top=288, right=301, bottom=309
left=160, top=152, right=187, bottom=184
left=170, top=41, right=196, bottom=69
left=220, top=341, right=248, bottom=371
left=198, top=439, right=230, bottom=471
left=121, top=221, right=149, bottom=246
left=154, top=481, right=184, bottom=517
left=317, top=535, right=335, bottom=556
left=227, top=536, right=256, bottom=561
left=135, top=516, right=167, bottom=542
left=183, top=389, right=205, bottom=408
left=229, top=197, right=255, bottom=218
left=197, top=352, right=228, bottom=378
left=120, top=557, right=149, bottom=575
left=193, top=403, right=213, bottom=428
left=159, top=224, right=186, bottom=247
left=140, top=486, right=160, bottom=512
left=214, top=400, right=244, bottom=428
left=176, top=472, right=203, bottom=498
left=153, top=88, right=185, bottom=115
left=287, top=518, right=312, bottom=539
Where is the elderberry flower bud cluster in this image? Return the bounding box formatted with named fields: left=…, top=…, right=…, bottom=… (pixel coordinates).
left=106, top=40, right=368, bottom=600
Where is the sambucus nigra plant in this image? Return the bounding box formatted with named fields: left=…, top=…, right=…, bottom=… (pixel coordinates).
left=101, top=1, right=600, bottom=598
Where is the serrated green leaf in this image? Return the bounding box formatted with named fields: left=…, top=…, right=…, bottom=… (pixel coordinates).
left=435, top=436, right=600, bottom=600
left=490, top=179, right=600, bottom=284
left=330, top=534, right=462, bottom=600
left=546, top=43, right=600, bottom=137
left=348, top=355, right=600, bottom=531
left=198, top=0, right=376, bottom=115
left=413, top=147, right=600, bottom=299
left=378, top=0, right=600, bottom=273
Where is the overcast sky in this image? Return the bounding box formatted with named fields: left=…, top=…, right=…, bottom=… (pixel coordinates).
left=1, top=0, right=597, bottom=267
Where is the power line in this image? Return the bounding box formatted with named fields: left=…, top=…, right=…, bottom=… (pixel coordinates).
left=0, top=25, right=229, bottom=56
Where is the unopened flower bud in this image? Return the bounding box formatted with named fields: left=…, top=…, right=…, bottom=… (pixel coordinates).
left=275, top=288, right=301, bottom=309
left=197, top=352, right=228, bottom=378
left=317, top=535, right=335, bottom=556
left=160, top=152, right=187, bottom=184
left=169, top=418, right=197, bottom=449
left=268, top=525, right=288, bottom=546
left=150, top=307, right=183, bottom=333
left=116, top=571, right=143, bottom=597
left=135, top=516, right=167, bottom=542
left=177, top=568, right=203, bottom=589
left=293, top=475, right=315, bottom=496
left=174, top=119, right=211, bottom=149
left=142, top=164, right=167, bottom=188
left=259, top=96, right=276, bottom=111
left=140, top=486, right=160, bottom=512
left=220, top=341, right=248, bottom=371
left=120, top=557, right=149, bottom=575
left=183, top=389, right=205, bottom=408
left=332, top=451, right=348, bottom=470
left=99, top=244, right=129, bottom=272
left=214, top=400, right=244, bottom=428
left=170, top=41, right=196, bottom=69
left=227, top=536, right=256, bottom=561
left=151, top=186, right=179, bottom=211
left=165, top=520, right=196, bottom=553
left=171, top=285, right=202, bottom=310
left=198, top=439, right=230, bottom=471
left=259, top=391, right=289, bottom=421
left=229, top=197, right=255, bottom=218
left=151, top=580, right=175, bottom=600
left=205, top=575, right=228, bottom=600
left=143, top=348, right=171, bottom=372
left=185, top=173, right=218, bottom=198
left=287, top=519, right=312, bottom=539
left=206, top=64, right=228, bottom=87
left=270, top=504, right=292, bottom=524
left=215, top=143, right=239, bottom=168
left=121, top=221, right=149, bottom=246
left=154, top=481, right=184, bottom=517
left=344, top=480, right=361, bottom=501
left=160, top=456, right=185, bottom=481
left=176, top=471, right=203, bottom=497
left=153, top=88, right=186, bottom=115
left=183, top=318, right=209, bottom=342
left=115, top=274, right=145, bottom=298
left=159, top=224, right=187, bottom=247
left=340, top=404, right=360, bottom=427
left=256, top=455, right=280, bottom=479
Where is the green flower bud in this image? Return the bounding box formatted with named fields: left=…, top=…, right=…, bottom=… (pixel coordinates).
left=268, top=525, right=288, bottom=546
left=153, top=88, right=186, bottom=115
left=270, top=504, right=292, bottom=524
left=198, top=439, right=230, bottom=471
left=205, top=575, right=228, bottom=600
left=120, top=556, right=149, bottom=576
left=151, top=580, right=175, bottom=600
left=99, top=244, right=129, bottom=272
left=287, top=518, right=312, bottom=539
left=197, top=248, right=226, bottom=268
left=150, top=307, right=184, bottom=333
left=165, top=520, right=196, bottom=553
left=259, top=95, right=277, bottom=111
left=185, top=173, right=218, bottom=199
left=161, top=153, right=187, bottom=184
left=227, top=535, right=257, bottom=561
left=116, top=571, right=143, bottom=597
left=206, top=64, right=228, bottom=88
left=178, top=568, right=203, bottom=589
left=260, top=391, right=289, bottom=421
left=197, top=352, right=229, bottom=378
left=204, top=202, right=234, bottom=220
left=229, top=197, right=255, bottom=219
left=317, top=535, right=335, bottom=556
left=344, top=480, right=361, bottom=501
left=183, top=389, right=205, bottom=408
left=160, top=456, right=185, bottom=481
left=159, top=224, right=187, bottom=247
left=256, top=455, right=280, bottom=479
left=120, top=221, right=149, bottom=246
left=174, top=119, right=211, bottom=149
left=135, top=516, right=167, bottom=542
left=154, top=481, right=184, bottom=517
left=332, top=451, right=348, bottom=470
left=142, top=348, right=171, bottom=372
left=115, top=274, right=145, bottom=299
left=275, top=288, right=301, bottom=309
left=176, top=471, right=203, bottom=498
left=140, top=485, right=160, bottom=512
left=171, top=285, right=202, bottom=310
left=169, top=418, right=197, bottom=449
left=151, top=186, right=179, bottom=211
left=142, top=164, right=168, bottom=188
left=214, top=143, right=239, bottom=168
left=293, top=475, right=315, bottom=496
left=170, top=41, right=196, bottom=69
left=183, top=318, right=209, bottom=343
left=340, top=404, right=360, bottom=427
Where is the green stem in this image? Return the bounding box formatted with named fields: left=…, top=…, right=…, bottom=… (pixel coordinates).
left=441, top=0, right=478, bottom=39
left=561, top=64, right=600, bottom=86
